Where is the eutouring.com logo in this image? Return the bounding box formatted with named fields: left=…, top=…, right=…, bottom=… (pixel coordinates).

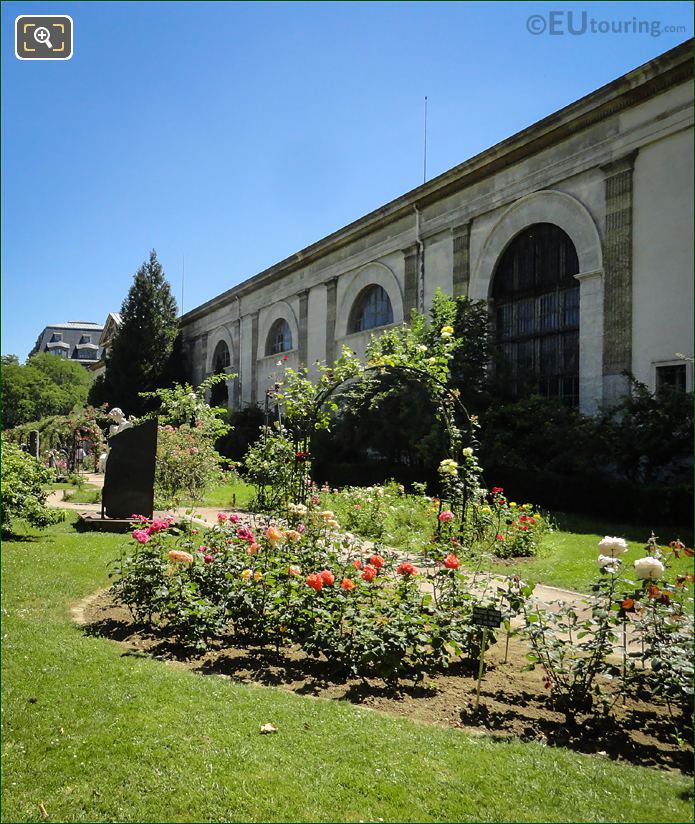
left=526, top=10, right=687, bottom=37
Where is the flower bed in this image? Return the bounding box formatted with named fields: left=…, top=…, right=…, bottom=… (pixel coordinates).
left=111, top=508, right=513, bottom=683
left=109, top=506, right=694, bottom=747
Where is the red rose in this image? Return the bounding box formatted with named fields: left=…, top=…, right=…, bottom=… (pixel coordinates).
left=491, top=487, right=504, bottom=494
left=352, top=559, right=362, bottom=569
left=496, top=533, right=505, bottom=541
left=340, top=578, right=356, bottom=591
left=361, top=565, right=377, bottom=582
left=204, top=554, right=214, bottom=564
left=319, top=569, right=335, bottom=586
left=369, top=554, right=384, bottom=569
left=396, top=562, right=418, bottom=576
left=443, top=553, right=460, bottom=570
left=306, top=573, right=323, bottom=591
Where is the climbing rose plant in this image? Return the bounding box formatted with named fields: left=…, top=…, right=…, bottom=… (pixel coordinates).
left=139, top=375, right=231, bottom=502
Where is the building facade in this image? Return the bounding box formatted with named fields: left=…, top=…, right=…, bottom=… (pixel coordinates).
left=29, top=321, right=104, bottom=368
left=89, top=312, right=122, bottom=378
left=180, top=41, right=693, bottom=415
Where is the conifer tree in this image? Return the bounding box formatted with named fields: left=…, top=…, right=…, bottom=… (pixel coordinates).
left=90, top=250, right=178, bottom=415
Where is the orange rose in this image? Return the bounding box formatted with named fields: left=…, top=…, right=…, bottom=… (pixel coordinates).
left=168, top=550, right=193, bottom=564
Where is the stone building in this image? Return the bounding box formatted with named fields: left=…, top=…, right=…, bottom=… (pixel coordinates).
left=29, top=321, right=103, bottom=368
left=89, top=312, right=122, bottom=378
left=180, top=40, right=693, bottom=415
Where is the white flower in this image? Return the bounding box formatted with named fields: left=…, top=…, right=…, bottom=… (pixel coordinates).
left=598, top=536, right=629, bottom=557
left=438, top=459, right=459, bottom=476
left=462, top=447, right=474, bottom=457
left=417, top=345, right=428, bottom=352
left=634, top=556, right=665, bottom=581
left=598, top=554, right=621, bottom=574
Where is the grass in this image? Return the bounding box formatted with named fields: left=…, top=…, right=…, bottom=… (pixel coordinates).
left=484, top=511, right=694, bottom=594
left=322, top=488, right=694, bottom=595
left=59, top=485, right=101, bottom=505
left=2, top=515, right=693, bottom=823
left=159, top=479, right=256, bottom=511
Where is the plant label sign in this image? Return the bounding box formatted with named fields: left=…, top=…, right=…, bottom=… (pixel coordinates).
left=472, top=606, right=502, bottom=628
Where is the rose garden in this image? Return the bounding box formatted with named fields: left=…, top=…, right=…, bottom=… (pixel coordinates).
left=2, top=290, right=693, bottom=822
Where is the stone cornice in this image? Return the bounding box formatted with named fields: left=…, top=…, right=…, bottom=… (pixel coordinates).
left=181, top=39, right=693, bottom=327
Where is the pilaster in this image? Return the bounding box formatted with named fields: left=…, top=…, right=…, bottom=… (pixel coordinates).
left=601, top=151, right=637, bottom=403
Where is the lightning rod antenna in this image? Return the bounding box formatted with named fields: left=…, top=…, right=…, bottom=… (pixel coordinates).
left=423, top=95, right=428, bottom=184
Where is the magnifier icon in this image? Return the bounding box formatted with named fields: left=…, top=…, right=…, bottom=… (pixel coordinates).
left=34, top=27, right=53, bottom=49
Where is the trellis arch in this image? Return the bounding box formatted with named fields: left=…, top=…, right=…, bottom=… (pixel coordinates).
left=259, top=362, right=482, bottom=524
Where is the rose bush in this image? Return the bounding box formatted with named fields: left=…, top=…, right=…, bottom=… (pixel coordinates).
left=110, top=504, right=517, bottom=682
left=522, top=530, right=694, bottom=726
left=476, top=486, right=551, bottom=558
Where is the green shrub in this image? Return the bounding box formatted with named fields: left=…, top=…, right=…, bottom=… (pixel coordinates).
left=1, top=439, right=62, bottom=533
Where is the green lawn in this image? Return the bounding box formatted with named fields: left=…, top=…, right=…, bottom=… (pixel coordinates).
left=2, top=516, right=692, bottom=823
left=58, top=484, right=102, bottom=505
left=484, top=511, right=694, bottom=594
left=163, top=479, right=256, bottom=511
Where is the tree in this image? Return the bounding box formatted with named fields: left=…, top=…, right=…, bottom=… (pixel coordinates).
left=91, top=249, right=178, bottom=416
left=1, top=353, right=92, bottom=429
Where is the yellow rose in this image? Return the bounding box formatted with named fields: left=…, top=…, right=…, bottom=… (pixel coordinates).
left=254, top=571, right=263, bottom=582
left=241, top=569, right=252, bottom=581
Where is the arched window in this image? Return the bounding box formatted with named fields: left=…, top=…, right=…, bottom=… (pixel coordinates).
left=212, top=340, right=231, bottom=372
left=266, top=319, right=292, bottom=355
left=492, top=223, right=580, bottom=405
left=348, top=285, right=394, bottom=333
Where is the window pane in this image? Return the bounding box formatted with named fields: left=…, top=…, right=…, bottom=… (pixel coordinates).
left=656, top=364, right=686, bottom=394
left=539, top=292, right=559, bottom=331
left=493, top=223, right=580, bottom=406
left=350, top=285, right=393, bottom=333
left=267, top=320, right=292, bottom=355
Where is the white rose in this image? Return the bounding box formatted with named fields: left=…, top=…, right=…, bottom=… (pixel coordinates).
left=598, top=554, right=621, bottom=574
left=598, top=536, right=629, bottom=557
left=634, top=556, right=665, bottom=581
left=462, top=447, right=474, bottom=457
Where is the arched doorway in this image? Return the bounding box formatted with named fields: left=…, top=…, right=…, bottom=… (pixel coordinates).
left=492, top=223, right=580, bottom=405
left=210, top=340, right=231, bottom=407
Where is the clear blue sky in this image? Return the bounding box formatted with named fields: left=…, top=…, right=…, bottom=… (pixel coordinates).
left=2, top=0, right=692, bottom=359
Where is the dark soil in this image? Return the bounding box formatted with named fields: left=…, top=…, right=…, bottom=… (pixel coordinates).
left=81, top=588, right=693, bottom=774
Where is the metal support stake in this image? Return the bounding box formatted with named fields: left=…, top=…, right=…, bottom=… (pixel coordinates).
left=474, top=627, right=489, bottom=712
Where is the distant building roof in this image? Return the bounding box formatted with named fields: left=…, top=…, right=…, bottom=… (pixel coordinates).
left=29, top=321, right=105, bottom=365
left=49, top=321, right=104, bottom=330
